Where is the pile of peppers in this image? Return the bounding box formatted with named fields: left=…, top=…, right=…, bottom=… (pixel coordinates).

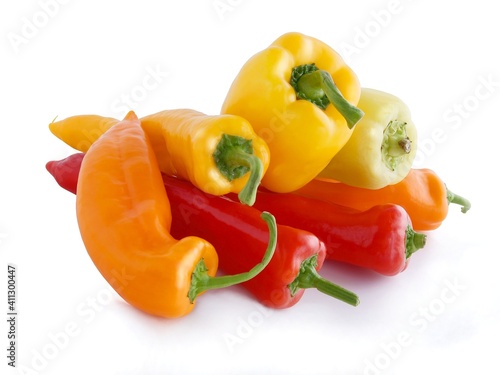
left=46, top=32, right=470, bottom=319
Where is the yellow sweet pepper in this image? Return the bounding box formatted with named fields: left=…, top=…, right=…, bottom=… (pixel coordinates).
left=48, top=115, right=118, bottom=152
left=317, top=88, right=418, bottom=189
left=221, top=32, right=363, bottom=193
left=49, top=110, right=270, bottom=205
left=140, top=109, right=270, bottom=205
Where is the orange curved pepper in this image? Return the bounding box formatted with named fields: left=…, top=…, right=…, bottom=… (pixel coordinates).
left=76, top=111, right=277, bottom=318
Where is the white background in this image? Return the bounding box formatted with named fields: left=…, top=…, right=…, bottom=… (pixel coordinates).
left=1, top=0, right=499, bottom=374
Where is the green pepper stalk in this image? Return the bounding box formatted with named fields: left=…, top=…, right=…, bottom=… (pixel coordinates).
left=290, top=64, right=364, bottom=129
left=446, top=187, right=471, bottom=213
left=289, top=254, right=359, bottom=306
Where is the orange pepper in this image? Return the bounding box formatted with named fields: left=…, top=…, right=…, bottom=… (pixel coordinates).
left=76, top=111, right=277, bottom=318
left=295, top=169, right=471, bottom=231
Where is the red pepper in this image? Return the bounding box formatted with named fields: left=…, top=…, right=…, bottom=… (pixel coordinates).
left=46, top=153, right=360, bottom=308
left=45, top=153, right=84, bottom=194
left=234, top=190, right=427, bottom=276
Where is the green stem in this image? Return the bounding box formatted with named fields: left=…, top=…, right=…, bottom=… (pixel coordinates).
left=290, top=64, right=364, bottom=129
left=233, top=151, right=263, bottom=207
left=187, top=212, right=277, bottom=303
left=446, top=187, right=471, bottom=213
left=288, top=254, right=359, bottom=307
left=213, top=134, right=263, bottom=206
left=405, top=225, right=427, bottom=259
left=382, top=120, right=412, bottom=171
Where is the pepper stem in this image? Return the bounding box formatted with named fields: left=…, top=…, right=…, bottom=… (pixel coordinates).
left=213, top=134, right=263, bottom=206
left=446, top=186, right=471, bottom=213
left=187, top=212, right=277, bottom=303
left=288, top=254, right=359, bottom=306
left=233, top=151, right=263, bottom=207
left=405, top=225, right=427, bottom=259
left=290, top=64, right=364, bottom=129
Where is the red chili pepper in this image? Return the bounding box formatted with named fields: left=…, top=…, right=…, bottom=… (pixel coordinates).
left=233, top=190, right=427, bottom=276
left=45, top=153, right=84, bottom=194
left=46, top=153, right=360, bottom=308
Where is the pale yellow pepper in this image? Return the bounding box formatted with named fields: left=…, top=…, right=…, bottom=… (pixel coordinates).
left=318, top=88, right=418, bottom=189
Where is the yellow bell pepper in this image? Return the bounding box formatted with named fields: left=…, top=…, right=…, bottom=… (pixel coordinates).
left=221, top=32, right=363, bottom=193
left=317, top=88, right=418, bottom=189
left=49, top=110, right=270, bottom=205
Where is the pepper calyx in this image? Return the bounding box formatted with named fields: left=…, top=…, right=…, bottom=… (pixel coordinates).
left=290, top=63, right=364, bottom=129
left=405, top=225, right=426, bottom=259
left=187, top=259, right=211, bottom=303
left=213, top=134, right=263, bottom=205
left=381, top=120, right=412, bottom=171
left=290, top=64, right=330, bottom=109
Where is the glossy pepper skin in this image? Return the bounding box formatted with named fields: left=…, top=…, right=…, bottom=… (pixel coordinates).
left=296, top=169, right=471, bottom=231
left=45, top=152, right=84, bottom=194
left=164, top=175, right=358, bottom=308
left=239, top=191, right=426, bottom=276
left=318, top=88, right=418, bottom=189
left=73, top=112, right=278, bottom=318
left=46, top=152, right=359, bottom=308
left=221, top=32, right=363, bottom=193
left=141, top=109, right=270, bottom=205
left=49, top=110, right=270, bottom=205
left=48, top=114, right=118, bottom=152
left=75, top=111, right=216, bottom=318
